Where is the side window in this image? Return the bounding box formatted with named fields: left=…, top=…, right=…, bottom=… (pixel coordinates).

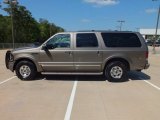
left=76, top=33, right=98, bottom=47
left=101, top=33, right=142, bottom=47
left=46, top=34, right=70, bottom=49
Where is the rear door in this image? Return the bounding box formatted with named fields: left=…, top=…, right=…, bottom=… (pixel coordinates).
left=73, top=33, right=102, bottom=72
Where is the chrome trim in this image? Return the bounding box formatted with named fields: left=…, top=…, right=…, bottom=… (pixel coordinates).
left=41, top=72, right=103, bottom=75
left=19, top=65, right=31, bottom=78
left=110, top=66, right=123, bottom=79
left=39, top=62, right=102, bottom=64
left=41, top=65, right=73, bottom=67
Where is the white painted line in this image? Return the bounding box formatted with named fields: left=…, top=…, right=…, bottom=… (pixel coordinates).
left=143, top=80, right=160, bottom=91
left=138, top=76, right=160, bottom=91
left=64, top=80, right=78, bottom=120
left=0, top=76, right=16, bottom=85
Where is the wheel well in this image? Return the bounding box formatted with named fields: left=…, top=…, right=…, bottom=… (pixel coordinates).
left=13, top=58, right=37, bottom=71
left=104, top=58, right=130, bottom=71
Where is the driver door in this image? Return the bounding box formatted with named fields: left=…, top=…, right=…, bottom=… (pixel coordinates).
left=39, top=33, right=74, bottom=72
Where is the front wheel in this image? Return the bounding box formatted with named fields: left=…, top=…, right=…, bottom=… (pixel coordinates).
left=104, top=61, right=128, bottom=82
left=15, top=61, right=37, bottom=80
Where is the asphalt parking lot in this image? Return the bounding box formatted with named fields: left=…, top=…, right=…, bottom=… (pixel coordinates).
left=0, top=47, right=160, bottom=120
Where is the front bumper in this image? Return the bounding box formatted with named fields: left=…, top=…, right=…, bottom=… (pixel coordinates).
left=5, top=50, right=14, bottom=72
left=7, top=61, right=14, bottom=72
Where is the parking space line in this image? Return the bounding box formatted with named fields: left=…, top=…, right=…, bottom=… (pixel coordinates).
left=64, top=80, right=78, bottom=120
left=137, top=76, right=160, bottom=91
left=143, top=80, right=160, bottom=91
left=0, top=76, right=16, bottom=85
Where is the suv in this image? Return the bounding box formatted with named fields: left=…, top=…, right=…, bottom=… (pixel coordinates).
left=5, top=31, right=150, bottom=82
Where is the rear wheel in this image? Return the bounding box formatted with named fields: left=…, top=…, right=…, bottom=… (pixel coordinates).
left=15, top=61, right=37, bottom=80
left=104, top=61, right=128, bottom=82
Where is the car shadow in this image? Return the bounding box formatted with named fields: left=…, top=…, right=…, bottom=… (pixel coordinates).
left=43, top=75, right=106, bottom=81
left=128, top=71, right=151, bottom=81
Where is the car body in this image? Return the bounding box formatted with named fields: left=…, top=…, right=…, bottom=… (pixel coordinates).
left=146, top=39, right=160, bottom=47
left=146, top=39, right=154, bottom=46
left=5, top=31, right=150, bottom=81
left=155, top=40, right=160, bottom=47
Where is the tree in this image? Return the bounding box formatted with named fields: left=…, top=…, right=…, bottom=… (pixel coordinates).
left=0, top=3, right=64, bottom=43
left=38, top=18, right=64, bottom=43
left=0, top=15, right=12, bottom=43
left=4, top=4, right=40, bottom=43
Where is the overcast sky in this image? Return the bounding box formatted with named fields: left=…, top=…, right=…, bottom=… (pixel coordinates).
left=0, top=0, right=160, bottom=31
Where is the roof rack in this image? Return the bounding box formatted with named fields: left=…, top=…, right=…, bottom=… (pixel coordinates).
left=77, top=30, right=111, bottom=32
left=77, top=30, right=133, bottom=32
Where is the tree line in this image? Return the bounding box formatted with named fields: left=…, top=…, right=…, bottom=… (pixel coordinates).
left=0, top=3, right=64, bottom=43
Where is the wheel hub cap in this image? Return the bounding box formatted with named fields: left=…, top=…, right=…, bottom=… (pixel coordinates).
left=110, top=66, right=123, bottom=79
left=19, top=65, right=31, bottom=78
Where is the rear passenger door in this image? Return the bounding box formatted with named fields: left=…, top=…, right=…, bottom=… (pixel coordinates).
left=73, top=33, right=102, bottom=72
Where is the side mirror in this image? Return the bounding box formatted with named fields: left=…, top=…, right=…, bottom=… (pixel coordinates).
left=42, top=44, right=48, bottom=51
left=42, top=44, right=56, bottom=50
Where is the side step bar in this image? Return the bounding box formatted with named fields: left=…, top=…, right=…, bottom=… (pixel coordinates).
left=41, top=72, right=103, bottom=75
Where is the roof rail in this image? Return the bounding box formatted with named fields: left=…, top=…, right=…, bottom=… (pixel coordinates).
left=77, top=30, right=133, bottom=32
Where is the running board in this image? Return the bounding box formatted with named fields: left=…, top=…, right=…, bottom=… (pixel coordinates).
left=41, top=72, right=103, bottom=75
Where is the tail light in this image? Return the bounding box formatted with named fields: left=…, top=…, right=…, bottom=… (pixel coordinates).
left=145, top=51, right=149, bottom=59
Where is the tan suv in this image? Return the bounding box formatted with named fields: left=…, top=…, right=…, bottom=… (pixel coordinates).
left=5, top=31, right=150, bottom=81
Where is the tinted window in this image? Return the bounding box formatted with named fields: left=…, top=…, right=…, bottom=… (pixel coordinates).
left=76, top=33, right=98, bottom=47
left=101, top=33, right=141, bottom=47
left=46, top=34, right=70, bottom=49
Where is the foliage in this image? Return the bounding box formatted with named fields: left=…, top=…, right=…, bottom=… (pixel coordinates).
left=0, top=3, right=64, bottom=43
left=0, top=15, right=11, bottom=43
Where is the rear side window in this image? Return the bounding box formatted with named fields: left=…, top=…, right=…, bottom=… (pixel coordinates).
left=101, top=33, right=142, bottom=47
left=76, top=33, right=98, bottom=47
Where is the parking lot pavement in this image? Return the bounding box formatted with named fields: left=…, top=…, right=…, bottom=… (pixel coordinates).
left=142, top=47, right=160, bottom=86
left=0, top=76, right=74, bottom=120
left=148, top=46, right=160, bottom=54
left=71, top=76, right=160, bottom=120
left=0, top=49, right=160, bottom=120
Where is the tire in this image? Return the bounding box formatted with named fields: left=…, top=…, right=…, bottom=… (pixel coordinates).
left=104, top=61, right=128, bottom=82
left=15, top=61, right=37, bottom=80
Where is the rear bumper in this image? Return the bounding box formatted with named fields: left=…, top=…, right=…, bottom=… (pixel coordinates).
left=144, top=60, right=150, bottom=69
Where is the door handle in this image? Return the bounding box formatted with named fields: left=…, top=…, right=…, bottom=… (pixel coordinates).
left=97, top=51, right=101, bottom=56
left=65, top=51, right=72, bottom=55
